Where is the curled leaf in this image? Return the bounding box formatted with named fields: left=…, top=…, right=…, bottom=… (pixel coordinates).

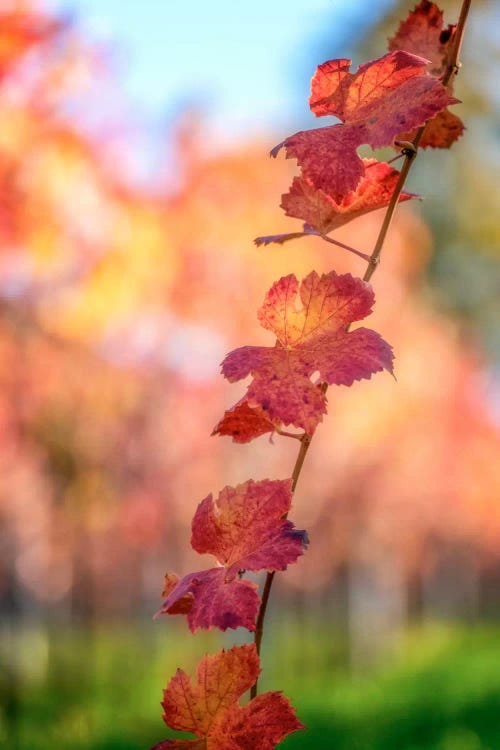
left=212, top=398, right=279, bottom=443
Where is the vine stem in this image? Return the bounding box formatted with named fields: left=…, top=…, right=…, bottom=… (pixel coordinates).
left=250, top=434, right=312, bottom=698
left=250, top=0, right=471, bottom=699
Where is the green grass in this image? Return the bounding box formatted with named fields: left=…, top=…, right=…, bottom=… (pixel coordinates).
left=279, top=625, right=500, bottom=750
left=1, top=622, right=500, bottom=749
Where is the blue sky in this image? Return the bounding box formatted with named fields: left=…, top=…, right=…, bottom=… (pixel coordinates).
left=46, top=0, right=395, bottom=142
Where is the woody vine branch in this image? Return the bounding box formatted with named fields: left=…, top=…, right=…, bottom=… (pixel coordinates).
left=250, top=0, right=473, bottom=700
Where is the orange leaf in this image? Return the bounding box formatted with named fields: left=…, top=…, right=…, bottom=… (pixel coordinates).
left=212, top=398, right=279, bottom=443
left=151, top=645, right=304, bottom=749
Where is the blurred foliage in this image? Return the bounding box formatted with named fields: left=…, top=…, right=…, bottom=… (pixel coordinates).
left=1, top=623, right=500, bottom=749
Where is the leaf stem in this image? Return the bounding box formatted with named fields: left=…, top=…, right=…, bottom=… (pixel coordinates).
left=276, top=428, right=304, bottom=441
left=320, top=234, right=372, bottom=263
left=363, top=146, right=417, bottom=283
left=363, top=0, right=471, bottom=282
left=250, top=433, right=313, bottom=699
left=250, top=0, right=471, bottom=697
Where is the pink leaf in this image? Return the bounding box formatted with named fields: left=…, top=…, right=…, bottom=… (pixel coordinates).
left=191, top=479, right=307, bottom=576
left=222, top=271, right=393, bottom=433
left=157, top=479, right=307, bottom=631
left=157, top=569, right=259, bottom=632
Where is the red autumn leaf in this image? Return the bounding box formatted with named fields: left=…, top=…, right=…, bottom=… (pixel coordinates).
left=150, top=645, right=304, bottom=750
left=272, top=50, right=456, bottom=197
left=214, top=692, right=305, bottom=750
left=157, top=479, right=307, bottom=631
left=280, top=159, right=416, bottom=234
left=254, top=160, right=416, bottom=255
left=388, top=0, right=456, bottom=77
left=271, top=122, right=366, bottom=202
left=222, top=271, right=393, bottom=433
left=191, top=479, right=306, bottom=574
left=388, top=2, right=463, bottom=148
left=157, top=569, right=259, bottom=632
left=309, top=50, right=437, bottom=119
left=212, top=398, right=279, bottom=443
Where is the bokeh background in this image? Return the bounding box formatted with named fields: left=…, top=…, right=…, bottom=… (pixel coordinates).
left=0, top=1, right=499, bottom=748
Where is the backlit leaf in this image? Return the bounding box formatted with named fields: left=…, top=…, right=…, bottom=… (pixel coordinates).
left=212, top=398, right=279, bottom=442
left=151, top=645, right=304, bottom=750
left=309, top=50, right=435, bottom=119
left=222, top=272, right=393, bottom=433
left=273, top=51, right=456, bottom=196
left=399, top=107, right=464, bottom=148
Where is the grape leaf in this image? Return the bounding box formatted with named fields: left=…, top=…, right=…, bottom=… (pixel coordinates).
left=388, top=0, right=456, bottom=76
left=222, top=271, right=393, bottom=433
left=150, top=645, right=304, bottom=750
left=255, top=160, right=416, bottom=251
left=272, top=50, right=456, bottom=197
left=212, top=398, right=279, bottom=442
left=388, top=1, right=463, bottom=148
left=271, top=122, right=366, bottom=202
left=158, top=569, right=259, bottom=632
left=280, top=159, right=416, bottom=234
left=156, top=479, right=307, bottom=631
left=191, top=479, right=306, bottom=573
left=214, top=692, right=305, bottom=750
left=309, top=50, right=439, bottom=119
